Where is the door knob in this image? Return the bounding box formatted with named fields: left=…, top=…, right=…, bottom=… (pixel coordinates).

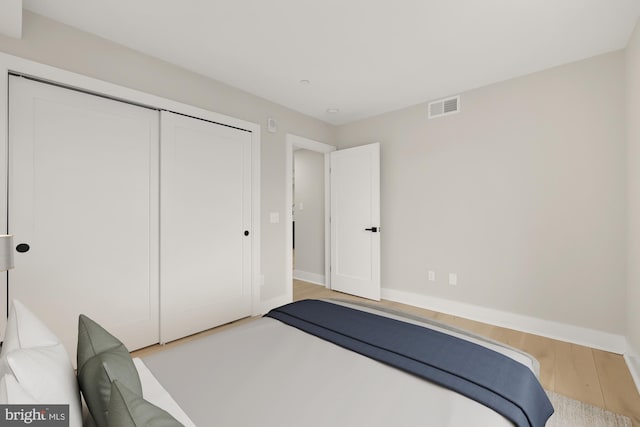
left=364, top=227, right=378, bottom=233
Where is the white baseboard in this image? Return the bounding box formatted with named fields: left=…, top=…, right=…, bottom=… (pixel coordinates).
left=624, top=343, right=640, bottom=395
left=381, top=288, right=627, bottom=354
left=293, top=270, right=325, bottom=286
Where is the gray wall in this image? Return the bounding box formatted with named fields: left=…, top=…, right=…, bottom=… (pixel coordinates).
left=293, top=149, right=325, bottom=279
left=336, top=51, right=627, bottom=334
left=627, top=18, right=640, bottom=355
left=0, top=11, right=336, bottom=304
left=1, top=11, right=636, bottom=342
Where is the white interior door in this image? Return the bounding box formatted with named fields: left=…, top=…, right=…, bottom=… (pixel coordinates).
left=8, top=76, right=160, bottom=357
left=160, top=111, right=252, bottom=343
left=330, top=143, right=380, bottom=300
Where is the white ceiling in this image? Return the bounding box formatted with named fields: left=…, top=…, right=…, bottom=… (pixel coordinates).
left=22, top=0, right=640, bottom=125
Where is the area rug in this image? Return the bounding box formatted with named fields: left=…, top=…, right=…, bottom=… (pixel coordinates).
left=546, top=390, right=632, bottom=427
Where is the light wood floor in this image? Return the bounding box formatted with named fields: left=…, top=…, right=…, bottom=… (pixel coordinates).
left=134, top=279, right=640, bottom=426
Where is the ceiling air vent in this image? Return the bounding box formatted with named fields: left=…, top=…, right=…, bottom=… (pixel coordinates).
left=428, top=95, right=460, bottom=119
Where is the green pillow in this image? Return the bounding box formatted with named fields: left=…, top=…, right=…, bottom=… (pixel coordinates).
left=77, top=314, right=142, bottom=427
left=108, top=380, right=183, bottom=427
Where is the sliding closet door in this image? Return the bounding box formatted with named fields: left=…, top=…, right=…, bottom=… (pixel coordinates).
left=160, top=111, right=252, bottom=343
left=8, top=76, right=160, bottom=357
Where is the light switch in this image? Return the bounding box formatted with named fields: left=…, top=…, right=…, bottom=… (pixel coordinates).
left=449, top=273, right=457, bottom=286
left=270, top=212, right=280, bottom=223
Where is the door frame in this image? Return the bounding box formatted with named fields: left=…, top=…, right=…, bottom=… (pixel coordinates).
left=0, top=52, right=262, bottom=335
left=285, top=134, right=335, bottom=300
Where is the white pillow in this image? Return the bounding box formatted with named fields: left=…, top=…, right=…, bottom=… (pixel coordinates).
left=0, top=299, right=59, bottom=378
left=0, top=374, right=37, bottom=403
left=0, top=300, right=82, bottom=427
left=1, top=300, right=59, bottom=354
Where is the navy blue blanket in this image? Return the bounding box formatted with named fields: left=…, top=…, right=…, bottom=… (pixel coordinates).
left=266, top=300, right=553, bottom=427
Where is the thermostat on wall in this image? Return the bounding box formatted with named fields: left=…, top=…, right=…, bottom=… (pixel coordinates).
left=267, top=117, right=278, bottom=133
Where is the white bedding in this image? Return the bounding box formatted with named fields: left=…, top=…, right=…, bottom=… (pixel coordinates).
left=133, top=358, right=196, bottom=427
left=141, top=300, right=536, bottom=426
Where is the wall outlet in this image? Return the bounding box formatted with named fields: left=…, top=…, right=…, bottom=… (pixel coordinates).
left=428, top=270, right=435, bottom=281
left=448, top=273, right=457, bottom=286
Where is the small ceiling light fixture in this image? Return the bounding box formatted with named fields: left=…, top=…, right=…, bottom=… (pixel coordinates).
left=326, top=108, right=340, bottom=114
left=299, top=79, right=311, bottom=85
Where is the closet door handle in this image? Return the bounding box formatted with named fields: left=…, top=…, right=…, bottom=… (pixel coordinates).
left=364, top=227, right=378, bottom=233
left=16, top=243, right=30, bottom=253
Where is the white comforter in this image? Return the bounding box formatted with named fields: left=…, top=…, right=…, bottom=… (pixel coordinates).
left=140, top=300, right=537, bottom=426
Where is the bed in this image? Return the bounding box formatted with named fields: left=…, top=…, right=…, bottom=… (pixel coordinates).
left=0, top=298, right=554, bottom=427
